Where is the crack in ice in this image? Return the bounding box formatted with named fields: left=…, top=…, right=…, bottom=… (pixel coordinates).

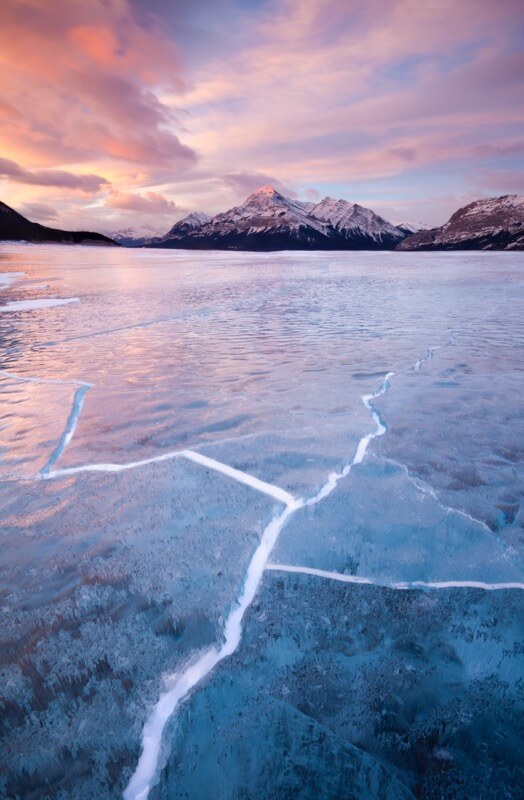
left=122, top=368, right=397, bottom=800
left=40, top=384, right=91, bottom=475
left=122, top=500, right=300, bottom=800
left=378, top=456, right=496, bottom=534
left=265, top=564, right=524, bottom=592
left=303, top=371, right=394, bottom=507
left=180, top=450, right=296, bottom=506
left=44, top=449, right=296, bottom=506
left=1, top=370, right=90, bottom=388
left=1, top=370, right=93, bottom=475
left=412, top=346, right=439, bottom=372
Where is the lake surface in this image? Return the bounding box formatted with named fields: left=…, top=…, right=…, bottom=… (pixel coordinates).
left=1, top=245, right=523, bottom=800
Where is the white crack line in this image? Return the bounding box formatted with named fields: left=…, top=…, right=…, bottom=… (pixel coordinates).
left=378, top=456, right=495, bottom=533
left=265, top=564, right=524, bottom=592
left=43, top=449, right=295, bottom=506
left=122, top=367, right=396, bottom=800
left=180, top=450, right=296, bottom=506
left=303, top=371, right=394, bottom=507
left=122, top=500, right=300, bottom=800
left=1, top=370, right=93, bottom=476
left=40, top=383, right=91, bottom=475
left=412, top=346, right=439, bottom=372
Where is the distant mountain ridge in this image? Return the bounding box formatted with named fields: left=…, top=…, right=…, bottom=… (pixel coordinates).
left=0, top=201, right=116, bottom=245
left=398, top=195, right=524, bottom=251
left=2, top=192, right=522, bottom=251
left=153, top=186, right=406, bottom=251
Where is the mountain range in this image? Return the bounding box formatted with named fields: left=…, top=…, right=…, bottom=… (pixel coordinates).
left=150, top=186, right=405, bottom=250
left=0, top=191, right=523, bottom=251
left=134, top=188, right=524, bottom=251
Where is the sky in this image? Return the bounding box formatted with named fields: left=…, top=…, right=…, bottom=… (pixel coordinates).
left=0, top=0, right=523, bottom=234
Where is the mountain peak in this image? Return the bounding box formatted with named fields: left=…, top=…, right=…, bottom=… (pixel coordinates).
left=247, top=185, right=281, bottom=201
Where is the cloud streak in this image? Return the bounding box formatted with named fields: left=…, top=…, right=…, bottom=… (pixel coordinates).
left=0, top=158, right=109, bottom=192
left=106, top=191, right=179, bottom=214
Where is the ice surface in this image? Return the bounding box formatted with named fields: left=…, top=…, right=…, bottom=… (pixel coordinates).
left=161, top=572, right=522, bottom=800
left=272, top=457, right=522, bottom=584
left=0, top=459, right=275, bottom=798
left=0, top=244, right=523, bottom=799
left=0, top=372, right=80, bottom=479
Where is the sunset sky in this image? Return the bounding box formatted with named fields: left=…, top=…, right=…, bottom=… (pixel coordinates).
left=1, top=0, right=523, bottom=235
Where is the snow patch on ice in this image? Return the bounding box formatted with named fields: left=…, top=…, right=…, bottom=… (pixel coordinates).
left=0, top=296, right=79, bottom=312
left=0, top=271, right=24, bottom=289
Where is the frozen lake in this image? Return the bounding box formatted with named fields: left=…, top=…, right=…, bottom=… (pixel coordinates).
left=1, top=245, right=523, bottom=800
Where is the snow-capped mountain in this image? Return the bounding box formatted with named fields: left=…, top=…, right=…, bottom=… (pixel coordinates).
left=153, top=186, right=406, bottom=251
left=160, top=212, right=212, bottom=243
left=308, top=197, right=405, bottom=245
left=395, top=221, right=428, bottom=235
left=398, top=195, right=524, bottom=251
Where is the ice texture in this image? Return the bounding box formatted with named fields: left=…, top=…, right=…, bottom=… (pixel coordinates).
left=272, top=457, right=522, bottom=584
left=160, top=573, right=522, bottom=800
left=0, top=461, right=275, bottom=798
left=0, top=245, right=523, bottom=799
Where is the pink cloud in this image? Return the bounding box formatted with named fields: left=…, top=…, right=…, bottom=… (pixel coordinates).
left=0, top=0, right=195, bottom=172
left=0, top=157, right=109, bottom=192
left=181, top=0, right=524, bottom=188
left=106, top=191, right=179, bottom=214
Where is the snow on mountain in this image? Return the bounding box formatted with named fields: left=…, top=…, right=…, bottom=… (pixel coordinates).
left=206, top=185, right=329, bottom=236
left=110, top=224, right=167, bottom=246
left=396, top=221, right=428, bottom=235
left=161, top=212, right=212, bottom=242
left=398, top=195, right=524, bottom=251
left=308, top=197, right=405, bottom=244
left=153, top=186, right=406, bottom=251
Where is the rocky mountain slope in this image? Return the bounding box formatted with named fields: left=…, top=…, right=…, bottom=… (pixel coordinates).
left=398, top=195, right=524, bottom=251
left=160, top=212, right=212, bottom=242
left=308, top=196, right=403, bottom=245
left=0, top=201, right=115, bottom=245
left=154, top=186, right=406, bottom=251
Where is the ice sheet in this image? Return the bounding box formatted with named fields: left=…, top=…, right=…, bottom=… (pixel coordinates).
left=0, top=245, right=523, bottom=800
